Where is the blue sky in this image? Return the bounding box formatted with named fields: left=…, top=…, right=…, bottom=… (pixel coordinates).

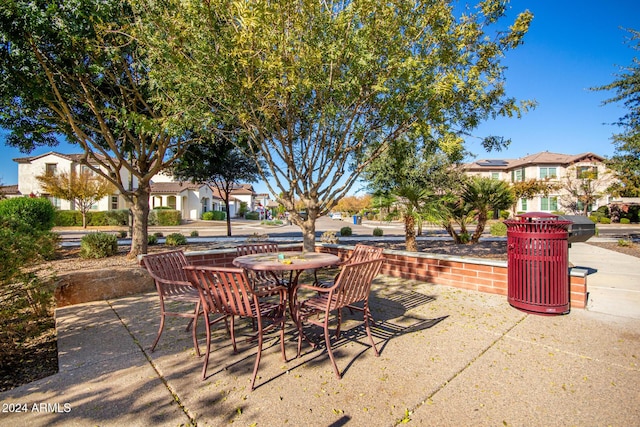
left=1, top=0, right=639, bottom=196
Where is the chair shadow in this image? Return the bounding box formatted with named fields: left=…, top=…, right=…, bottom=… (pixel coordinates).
left=283, top=287, right=448, bottom=380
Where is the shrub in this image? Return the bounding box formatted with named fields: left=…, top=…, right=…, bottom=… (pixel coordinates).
left=620, top=218, right=631, bottom=224
left=212, top=210, right=226, bottom=220
left=245, top=232, right=269, bottom=242
left=600, top=217, right=611, bottom=224
left=320, top=230, right=339, bottom=244
left=117, top=230, right=128, bottom=238
left=340, top=226, right=352, bottom=236
left=148, top=234, right=158, bottom=245
left=155, top=209, right=182, bottom=226
left=0, top=197, right=56, bottom=231
left=165, top=233, right=187, bottom=246
left=54, top=210, right=82, bottom=226
left=190, top=230, right=199, bottom=237
left=500, top=210, right=510, bottom=220
left=617, top=238, right=633, bottom=247
left=490, top=221, right=507, bottom=237
left=153, top=232, right=164, bottom=238
left=245, top=211, right=260, bottom=220
left=80, top=232, right=118, bottom=258
left=373, top=227, right=384, bottom=237
left=588, top=215, right=600, bottom=223
left=201, top=211, right=215, bottom=220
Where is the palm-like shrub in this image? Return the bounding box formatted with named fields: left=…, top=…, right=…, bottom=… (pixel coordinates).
left=462, top=177, right=515, bottom=243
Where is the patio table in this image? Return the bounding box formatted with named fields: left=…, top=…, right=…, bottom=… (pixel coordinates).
left=233, top=251, right=340, bottom=318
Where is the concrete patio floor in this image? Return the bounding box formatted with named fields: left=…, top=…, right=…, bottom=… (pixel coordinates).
left=1, top=273, right=639, bottom=426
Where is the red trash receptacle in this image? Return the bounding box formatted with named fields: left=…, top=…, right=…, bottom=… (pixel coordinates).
left=504, top=212, right=572, bottom=315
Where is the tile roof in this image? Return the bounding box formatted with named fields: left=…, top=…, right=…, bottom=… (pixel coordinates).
left=465, top=151, right=605, bottom=171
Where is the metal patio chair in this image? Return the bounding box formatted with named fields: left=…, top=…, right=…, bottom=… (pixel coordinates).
left=142, top=250, right=205, bottom=355
left=184, top=265, right=287, bottom=390
left=296, top=257, right=384, bottom=379
left=236, top=242, right=290, bottom=292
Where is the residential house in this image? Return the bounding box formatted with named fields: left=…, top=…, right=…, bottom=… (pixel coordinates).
left=464, top=151, right=615, bottom=214
left=7, top=151, right=271, bottom=220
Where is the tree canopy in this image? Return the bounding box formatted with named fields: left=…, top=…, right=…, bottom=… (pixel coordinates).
left=0, top=0, right=196, bottom=256
left=140, top=0, right=534, bottom=250
left=592, top=29, right=640, bottom=197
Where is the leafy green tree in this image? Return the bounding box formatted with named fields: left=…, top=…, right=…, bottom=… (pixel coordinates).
left=363, top=138, right=464, bottom=250
left=510, top=178, right=560, bottom=215
left=36, top=169, right=116, bottom=228
left=140, top=0, right=534, bottom=251
left=171, top=134, right=263, bottom=236
left=560, top=165, right=612, bottom=216
left=462, top=177, right=514, bottom=243
left=592, top=29, right=640, bottom=197
left=0, top=0, right=196, bottom=257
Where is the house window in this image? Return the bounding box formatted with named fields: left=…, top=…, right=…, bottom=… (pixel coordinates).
left=167, top=196, right=177, bottom=210
left=577, top=166, right=598, bottom=179
left=576, top=201, right=593, bottom=213
left=513, top=168, right=525, bottom=182
left=539, top=167, right=557, bottom=179
left=45, top=163, right=57, bottom=175
left=52, top=197, right=61, bottom=209
left=111, top=196, right=118, bottom=210
left=491, top=172, right=499, bottom=180
left=520, top=198, right=527, bottom=211
left=541, top=196, right=558, bottom=211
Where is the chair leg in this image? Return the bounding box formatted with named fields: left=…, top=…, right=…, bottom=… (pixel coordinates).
left=151, top=314, right=165, bottom=352
left=250, top=317, right=263, bottom=391
left=192, top=302, right=201, bottom=357
left=230, top=316, right=238, bottom=353
left=201, top=312, right=212, bottom=380
left=323, top=318, right=341, bottom=379
left=363, top=305, right=379, bottom=357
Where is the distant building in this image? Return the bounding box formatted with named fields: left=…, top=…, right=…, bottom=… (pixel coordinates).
left=6, top=151, right=273, bottom=220
left=464, top=151, right=615, bottom=214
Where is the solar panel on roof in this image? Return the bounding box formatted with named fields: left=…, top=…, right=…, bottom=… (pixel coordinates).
left=478, top=160, right=508, bottom=166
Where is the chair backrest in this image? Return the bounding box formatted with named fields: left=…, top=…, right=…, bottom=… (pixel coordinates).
left=142, top=250, right=191, bottom=294
left=329, top=258, right=384, bottom=310
left=347, top=244, right=384, bottom=264
left=184, top=265, right=256, bottom=317
left=236, top=243, right=279, bottom=256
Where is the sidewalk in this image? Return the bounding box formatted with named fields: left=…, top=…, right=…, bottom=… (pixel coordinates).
left=1, top=250, right=639, bottom=426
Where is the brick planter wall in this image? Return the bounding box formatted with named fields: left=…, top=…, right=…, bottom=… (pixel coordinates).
left=182, top=243, right=588, bottom=310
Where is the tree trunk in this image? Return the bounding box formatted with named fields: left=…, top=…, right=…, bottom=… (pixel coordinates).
left=225, top=202, right=232, bottom=236
left=82, top=212, right=87, bottom=229
left=128, top=186, right=150, bottom=259
left=404, top=213, right=417, bottom=252
left=471, top=212, right=487, bottom=243
left=443, top=221, right=462, bottom=244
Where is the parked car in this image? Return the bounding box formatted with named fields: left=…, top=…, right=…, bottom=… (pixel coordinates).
left=330, top=212, right=342, bottom=220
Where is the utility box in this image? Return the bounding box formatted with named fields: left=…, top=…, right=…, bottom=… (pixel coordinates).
left=504, top=213, right=572, bottom=315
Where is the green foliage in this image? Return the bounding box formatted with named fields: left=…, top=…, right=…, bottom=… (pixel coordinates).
left=190, top=230, right=199, bottom=237
left=592, top=29, right=640, bottom=197
left=0, top=197, right=56, bottom=231
left=201, top=211, right=215, bottom=220
left=500, top=210, right=511, bottom=220
left=143, top=0, right=534, bottom=251
left=55, top=210, right=82, bottom=226
left=165, top=233, right=187, bottom=246
left=340, top=226, right=353, bottom=237
left=489, top=221, right=508, bottom=237
left=117, top=230, right=128, bottom=238
left=239, top=202, right=249, bottom=217
left=212, top=211, right=227, bottom=220
left=245, top=211, right=260, bottom=220
left=620, top=217, right=631, bottom=224
left=600, top=217, right=611, bottom=224
left=617, top=238, right=633, bottom=247
left=373, top=227, right=384, bottom=237
left=149, top=210, right=181, bottom=226
left=261, top=220, right=283, bottom=226
left=147, top=234, right=158, bottom=245
left=80, top=233, right=118, bottom=259
left=154, top=232, right=164, bottom=238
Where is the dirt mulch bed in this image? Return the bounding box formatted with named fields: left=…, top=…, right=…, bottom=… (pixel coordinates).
left=3, top=238, right=638, bottom=392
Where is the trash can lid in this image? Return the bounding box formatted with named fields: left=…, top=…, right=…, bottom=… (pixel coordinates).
left=517, top=212, right=559, bottom=220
